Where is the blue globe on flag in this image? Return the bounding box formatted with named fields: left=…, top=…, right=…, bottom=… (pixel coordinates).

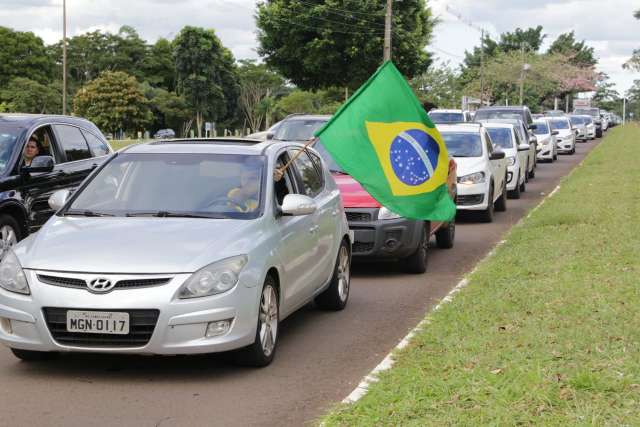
left=389, top=129, right=440, bottom=186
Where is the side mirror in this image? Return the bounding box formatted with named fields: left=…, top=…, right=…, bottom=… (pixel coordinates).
left=281, top=194, right=317, bottom=216
left=266, top=133, right=275, bottom=141
left=21, top=155, right=54, bottom=174
left=518, top=143, right=530, bottom=152
left=48, top=189, right=70, bottom=211
left=489, top=150, right=506, bottom=160
left=551, top=130, right=559, bottom=136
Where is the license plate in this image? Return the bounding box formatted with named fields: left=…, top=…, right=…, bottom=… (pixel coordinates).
left=66, top=310, right=130, bottom=335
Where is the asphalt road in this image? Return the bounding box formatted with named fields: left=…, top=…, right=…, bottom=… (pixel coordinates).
left=0, top=137, right=601, bottom=427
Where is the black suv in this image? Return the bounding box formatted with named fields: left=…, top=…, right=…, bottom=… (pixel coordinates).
left=0, top=114, right=112, bottom=248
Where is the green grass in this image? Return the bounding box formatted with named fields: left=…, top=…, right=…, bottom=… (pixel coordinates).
left=108, top=139, right=147, bottom=151
left=321, top=124, right=640, bottom=426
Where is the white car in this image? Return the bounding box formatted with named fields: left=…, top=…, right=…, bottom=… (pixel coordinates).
left=568, top=115, right=588, bottom=141
left=582, top=116, right=597, bottom=139
left=484, top=123, right=530, bottom=199
left=477, top=119, right=536, bottom=180
left=439, top=124, right=508, bottom=222
left=428, top=109, right=471, bottom=124
left=533, top=119, right=558, bottom=162
left=548, top=117, right=576, bottom=154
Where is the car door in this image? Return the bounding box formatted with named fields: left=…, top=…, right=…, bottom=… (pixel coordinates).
left=512, top=128, right=527, bottom=178
left=484, top=130, right=503, bottom=202
left=17, top=125, right=71, bottom=233
left=288, top=148, right=334, bottom=293
left=52, top=124, right=102, bottom=190
left=273, top=150, right=320, bottom=311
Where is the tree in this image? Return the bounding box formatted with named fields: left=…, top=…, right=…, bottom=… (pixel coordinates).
left=624, top=10, right=640, bottom=71
left=548, top=32, right=597, bottom=67
left=256, top=0, right=435, bottom=90
left=237, top=60, right=284, bottom=132
left=143, top=84, right=191, bottom=136
left=73, top=71, right=152, bottom=136
left=143, top=38, right=176, bottom=91
left=174, top=26, right=240, bottom=137
left=0, top=27, right=55, bottom=87
left=498, top=26, right=546, bottom=53
left=0, top=78, right=60, bottom=114
left=592, top=73, right=620, bottom=104
left=412, top=63, right=463, bottom=109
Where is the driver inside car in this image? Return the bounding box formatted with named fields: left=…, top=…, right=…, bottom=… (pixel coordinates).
left=227, top=164, right=261, bottom=213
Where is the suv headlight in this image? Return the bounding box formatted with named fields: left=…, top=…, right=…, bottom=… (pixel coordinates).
left=178, top=255, right=248, bottom=299
left=507, top=156, right=516, bottom=166
left=378, top=207, right=401, bottom=220
left=0, top=250, right=29, bottom=295
left=457, top=172, right=485, bottom=185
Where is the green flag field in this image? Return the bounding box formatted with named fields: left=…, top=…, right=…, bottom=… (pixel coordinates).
left=321, top=124, right=640, bottom=426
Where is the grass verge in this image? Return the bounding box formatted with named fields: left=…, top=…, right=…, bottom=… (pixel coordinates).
left=322, top=124, right=640, bottom=425
left=108, top=139, right=147, bottom=151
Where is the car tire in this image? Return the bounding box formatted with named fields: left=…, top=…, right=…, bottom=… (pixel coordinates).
left=508, top=172, right=522, bottom=199
left=0, top=214, right=22, bottom=258
left=553, top=152, right=558, bottom=161
left=478, top=186, right=494, bottom=223
left=524, top=161, right=529, bottom=183
left=11, top=348, right=58, bottom=361
left=315, top=240, right=351, bottom=311
left=404, top=222, right=429, bottom=274
left=234, top=276, right=279, bottom=367
left=528, top=162, right=535, bottom=178
left=435, top=221, right=455, bottom=249
left=519, top=176, right=526, bottom=193
left=494, top=178, right=507, bottom=212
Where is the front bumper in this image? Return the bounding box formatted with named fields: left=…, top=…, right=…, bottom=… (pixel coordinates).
left=346, top=209, right=423, bottom=259
left=456, top=181, right=490, bottom=211
left=537, top=143, right=553, bottom=160
left=0, top=271, right=259, bottom=355
left=506, top=165, right=519, bottom=191
left=556, top=138, right=574, bottom=153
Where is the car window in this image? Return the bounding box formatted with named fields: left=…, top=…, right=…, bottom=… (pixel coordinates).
left=275, top=119, right=328, bottom=141
left=53, top=125, right=92, bottom=162
left=81, top=130, right=110, bottom=157
left=0, top=125, right=23, bottom=174
left=428, top=112, right=464, bottom=124
left=274, top=153, right=297, bottom=206
left=307, top=151, right=325, bottom=187
left=440, top=132, right=482, bottom=157
left=549, top=120, right=569, bottom=130
left=289, top=148, right=323, bottom=197
left=484, top=131, right=494, bottom=154
left=486, top=127, right=514, bottom=149
left=533, top=122, right=550, bottom=135
left=28, top=125, right=60, bottom=164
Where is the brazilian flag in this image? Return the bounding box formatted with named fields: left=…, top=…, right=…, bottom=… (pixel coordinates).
left=315, top=61, right=456, bottom=221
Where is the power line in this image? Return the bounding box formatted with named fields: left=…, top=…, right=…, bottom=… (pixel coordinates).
left=431, top=46, right=465, bottom=60
left=293, top=0, right=386, bottom=27
left=293, top=0, right=387, bottom=19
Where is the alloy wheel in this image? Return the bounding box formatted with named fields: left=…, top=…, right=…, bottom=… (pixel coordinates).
left=259, top=285, right=278, bottom=357
left=337, top=245, right=350, bottom=302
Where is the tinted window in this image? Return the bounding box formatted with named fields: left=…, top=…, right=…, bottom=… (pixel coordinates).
left=441, top=132, right=482, bottom=157
left=428, top=112, right=464, bottom=124
left=474, top=109, right=524, bottom=122
left=68, top=153, right=266, bottom=219
left=81, top=130, right=110, bottom=157
left=549, top=120, right=569, bottom=130
left=486, top=127, right=514, bottom=149
left=0, top=125, right=22, bottom=174
left=533, top=122, right=550, bottom=135
left=290, top=149, right=323, bottom=197
left=54, top=125, right=91, bottom=161
left=274, top=119, right=328, bottom=142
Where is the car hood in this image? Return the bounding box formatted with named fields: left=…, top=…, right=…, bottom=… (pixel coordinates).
left=332, top=173, right=380, bottom=208
left=452, top=157, right=486, bottom=177
left=556, top=130, right=573, bottom=137
left=14, top=217, right=260, bottom=274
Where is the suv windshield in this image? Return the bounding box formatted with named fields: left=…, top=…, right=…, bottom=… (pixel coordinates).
left=429, top=112, right=464, bottom=124
left=574, top=108, right=599, bottom=118
left=569, top=116, right=584, bottom=125
left=485, top=128, right=514, bottom=149
left=533, top=122, right=550, bottom=134
left=549, top=119, right=569, bottom=130
left=474, top=109, right=523, bottom=122
left=67, top=153, right=266, bottom=219
left=274, top=119, right=328, bottom=142
left=0, top=125, right=22, bottom=174
left=441, top=132, right=482, bottom=157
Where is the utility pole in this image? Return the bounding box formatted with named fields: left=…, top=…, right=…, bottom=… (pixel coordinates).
left=62, top=0, right=67, bottom=115
left=383, top=0, right=393, bottom=62
left=480, top=29, right=485, bottom=106
left=519, top=42, right=530, bottom=105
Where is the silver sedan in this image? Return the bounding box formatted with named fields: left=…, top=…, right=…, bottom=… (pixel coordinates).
left=0, top=139, right=352, bottom=366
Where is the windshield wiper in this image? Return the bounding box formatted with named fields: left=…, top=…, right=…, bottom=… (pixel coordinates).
left=63, top=210, right=115, bottom=217
left=125, top=211, right=218, bottom=219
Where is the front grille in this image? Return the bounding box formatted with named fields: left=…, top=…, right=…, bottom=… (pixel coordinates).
left=346, top=212, right=372, bottom=222
left=43, top=308, right=159, bottom=348
left=353, top=242, right=374, bottom=253
left=38, top=275, right=171, bottom=291
left=457, top=194, right=484, bottom=206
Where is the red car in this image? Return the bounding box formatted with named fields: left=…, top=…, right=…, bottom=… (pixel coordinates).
left=314, top=142, right=457, bottom=274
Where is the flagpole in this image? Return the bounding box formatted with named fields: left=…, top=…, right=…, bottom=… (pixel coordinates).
left=278, top=137, right=317, bottom=174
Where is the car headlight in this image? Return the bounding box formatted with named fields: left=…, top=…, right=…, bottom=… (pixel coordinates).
left=378, top=206, right=402, bottom=220
left=457, top=172, right=485, bottom=185
left=507, top=156, right=516, bottom=166
left=178, top=255, right=248, bottom=299
left=0, top=250, right=29, bottom=295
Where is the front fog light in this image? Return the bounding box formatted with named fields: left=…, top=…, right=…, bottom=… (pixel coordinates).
left=206, top=320, right=232, bottom=338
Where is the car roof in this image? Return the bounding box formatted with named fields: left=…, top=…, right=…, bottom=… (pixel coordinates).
left=282, top=114, right=331, bottom=121
left=437, top=123, right=482, bottom=133
left=0, top=113, right=95, bottom=126
left=481, top=122, right=514, bottom=129
left=477, top=106, right=528, bottom=111
left=430, top=109, right=463, bottom=113
left=477, top=118, right=524, bottom=125
left=121, top=138, right=309, bottom=157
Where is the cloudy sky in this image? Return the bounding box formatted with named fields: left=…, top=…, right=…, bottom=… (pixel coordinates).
left=1, top=0, right=637, bottom=95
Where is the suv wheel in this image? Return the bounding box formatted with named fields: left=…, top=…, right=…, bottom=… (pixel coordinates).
left=435, top=221, right=455, bottom=249
left=235, top=276, right=279, bottom=367
left=404, top=222, right=429, bottom=274
left=0, top=214, right=21, bottom=258
left=315, top=240, right=351, bottom=310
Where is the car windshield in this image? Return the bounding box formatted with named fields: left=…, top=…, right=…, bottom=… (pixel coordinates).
left=569, top=116, right=584, bottom=125
left=485, top=127, right=514, bottom=149
left=584, top=117, right=593, bottom=124
left=549, top=120, right=569, bottom=130
left=574, top=108, right=598, bottom=118
left=441, top=132, right=483, bottom=157
left=429, top=112, right=464, bottom=124
left=274, top=119, right=328, bottom=141
left=67, top=153, right=266, bottom=219
left=0, top=125, right=22, bottom=175
left=474, top=109, right=523, bottom=121
left=313, top=141, right=344, bottom=173
left=533, top=122, right=550, bottom=134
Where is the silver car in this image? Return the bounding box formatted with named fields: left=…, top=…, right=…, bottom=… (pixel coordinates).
left=0, top=139, right=352, bottom=366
